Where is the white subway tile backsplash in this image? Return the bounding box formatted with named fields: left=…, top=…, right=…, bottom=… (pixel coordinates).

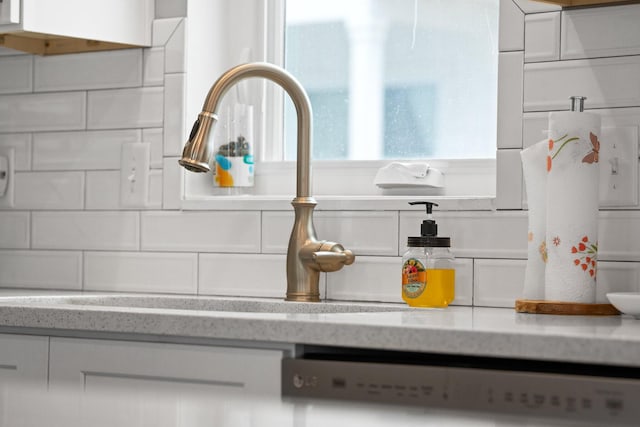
left=34, top=50, right=142, bottom=92
left=597, top=261, right=640, bottom=303
left=142, top=128, right=164, bottom=168
left=400, top=211, right=528, bottom=259
left=522, top=111, right=550, bottom=149
left=0, top=133, right=31, bottom=171
left=497, top=51, right=523, bottom=149
left=0, top=92, right=86, bottom=133
left=141, top=211, right=260, bottom=252
left=148, top=170, right=163, bottom=209
left=85, top=171, right=120, bottom=210
left=32, top=211, right=139, bottom=250
left=524, top=12, right=560, bottom=63
left=163, top=73, right=186, bottom=156
left=316, top=211, right=399, bottom=256
left=513, top=0, right=561, bottom=13
left=87, top=87, right=164, bottom=129
left=33, top=130, right=141, bottom=170
left=562, top=5, right=640, bottom=60
left=152, top=18, right=183, bottom=47
left=0, top=212, right=29, bottom=249
left=162, top=157, right=182, bottom=210
left=599, top=211, right=640, bottom=261
left=143, top=47, right=165, bottom=86
left=453, top=258, right=474, bottom=306
left=499, top=0, right=524, bottom=52
left=165, top=19, right=186, bottom=73
left=262, top=211, right=399, bottom=256
left=84, top=251, right=197, bottom=294
left=14, top=172, right=84, bottom=210
left=327, top=256, right=401, bottom=303
left=155, top=0, right=187, bottom=20
left=0, top=48, right=24, bottom=56
left=496, top=149, right=524, bottom=210
left=87, top=168, right=160, bottom=210
left=0, top=55, right=32, bottom=94
left=0, top=250, right=82, bottom=289
left=474, top=258, right=526, bottom=308
left=261, top=211, right=291, bottom=254
left=199, top=253, right=287, bottom=298
left=524, top=56, right=640, bottom=112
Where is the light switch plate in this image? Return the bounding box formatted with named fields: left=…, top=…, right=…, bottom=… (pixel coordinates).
left=0, top=148, right=15, bottom=209
left=120, top=142, right=150, bottom=208
left=599, top=126, right=639, bottom=207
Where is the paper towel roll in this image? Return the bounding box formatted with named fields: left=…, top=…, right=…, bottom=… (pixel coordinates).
left=545, top=111, right=601, bottom=303
left=521, top=139, right=548, bottom=300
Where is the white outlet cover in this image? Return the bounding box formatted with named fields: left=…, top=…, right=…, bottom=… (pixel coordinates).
left=0, top=148, right=15, bottom=209
left=599, top=126, right=639, bottom=207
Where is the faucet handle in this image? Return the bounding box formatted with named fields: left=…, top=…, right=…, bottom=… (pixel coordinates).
left=312, top=243, right=355, bottom=272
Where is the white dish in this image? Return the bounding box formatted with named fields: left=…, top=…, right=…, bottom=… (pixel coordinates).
left=606, top=292, right=640, bottom=318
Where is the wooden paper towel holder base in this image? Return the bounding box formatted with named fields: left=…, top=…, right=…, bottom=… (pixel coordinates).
left=515, top=299, right=620, bottom=316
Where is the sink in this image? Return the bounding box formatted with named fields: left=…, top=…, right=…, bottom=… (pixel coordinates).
left=2, top=294, right=409, bottom=314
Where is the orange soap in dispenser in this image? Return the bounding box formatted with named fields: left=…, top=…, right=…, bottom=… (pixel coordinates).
left=402, top=201, right=455, bottom=308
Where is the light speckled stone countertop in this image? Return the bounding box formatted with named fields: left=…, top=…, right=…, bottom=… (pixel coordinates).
left=0, top=290, right=639, bottom=368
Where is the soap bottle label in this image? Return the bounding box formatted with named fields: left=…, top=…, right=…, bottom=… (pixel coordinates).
left=402, top=258, right=426, bottom=298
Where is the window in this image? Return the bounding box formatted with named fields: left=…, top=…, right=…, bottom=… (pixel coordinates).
left=182, top=0, right=499, bottom=205
left=283, top=0, right=499, bottom=162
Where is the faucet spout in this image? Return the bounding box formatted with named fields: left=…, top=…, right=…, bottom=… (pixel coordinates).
left=179, top=62, right=355, bottom=302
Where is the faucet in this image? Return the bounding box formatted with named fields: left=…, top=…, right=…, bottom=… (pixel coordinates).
left=179, top=62, right=355, bottom=302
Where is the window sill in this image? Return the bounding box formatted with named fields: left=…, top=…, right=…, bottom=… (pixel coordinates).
left=181, top=195, right=496, bottom=211
left=181, top=159, right=497, bottom=211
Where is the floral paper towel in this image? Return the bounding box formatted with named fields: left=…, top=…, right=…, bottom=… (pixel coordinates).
left=544, top=111, right=601, bottom=303
left=521, top=139, right=548, bottom=300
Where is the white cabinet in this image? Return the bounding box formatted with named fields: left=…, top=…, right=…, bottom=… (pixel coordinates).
left=49, top=337, right=294, bottom=426
left=0, top=333, right=48, bottom=386
left=0, top=333, right=48, bottom=385
left=0, top=0, right=154, bottom=55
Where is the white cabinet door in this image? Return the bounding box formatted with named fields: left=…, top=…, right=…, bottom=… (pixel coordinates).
left=0, top=334, right=49, bottom=427
left=49, top=338, right=294, bottom=427
left=0, top=333, right=48, bottom=386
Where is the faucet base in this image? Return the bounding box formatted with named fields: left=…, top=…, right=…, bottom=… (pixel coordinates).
left=285, top=293, right=321, bottom=303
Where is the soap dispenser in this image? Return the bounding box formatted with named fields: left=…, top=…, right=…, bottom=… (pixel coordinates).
left=402, top=201, right=455, bottom=308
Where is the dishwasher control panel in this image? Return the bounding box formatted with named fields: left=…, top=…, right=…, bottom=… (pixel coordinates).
left=282, top=358, right=639, bottom=425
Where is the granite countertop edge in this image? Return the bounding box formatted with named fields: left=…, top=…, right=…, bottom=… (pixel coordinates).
left=0, top=291, right=638, bottom=368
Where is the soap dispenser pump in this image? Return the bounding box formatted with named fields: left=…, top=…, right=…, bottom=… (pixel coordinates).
left=402, top=201, right=455, bottom=308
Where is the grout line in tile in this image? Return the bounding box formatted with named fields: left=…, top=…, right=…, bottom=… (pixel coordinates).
left=196, top=252, right=200, bottom=295
left=80, top=250, right=85, bottom=291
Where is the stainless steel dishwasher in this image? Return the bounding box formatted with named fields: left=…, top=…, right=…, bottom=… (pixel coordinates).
left=282, top=346, right=640, bottom=426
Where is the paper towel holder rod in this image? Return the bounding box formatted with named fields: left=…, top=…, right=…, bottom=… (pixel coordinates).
left=570, top=95, right=587, bottom=112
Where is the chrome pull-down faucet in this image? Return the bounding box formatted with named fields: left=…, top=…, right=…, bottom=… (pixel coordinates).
left=179, top=62, right=355, bottom=302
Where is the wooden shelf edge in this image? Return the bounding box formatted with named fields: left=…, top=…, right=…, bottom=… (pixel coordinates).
left=515, top=299, right=620, bottom=316
left=0, top=32, right=140, bottom=55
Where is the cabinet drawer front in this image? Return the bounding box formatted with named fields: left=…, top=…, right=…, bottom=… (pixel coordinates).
left=49, top=337, right=286, bottom=395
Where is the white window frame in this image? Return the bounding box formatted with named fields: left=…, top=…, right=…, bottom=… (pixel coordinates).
left=181, top=0, right=498, bottom=212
